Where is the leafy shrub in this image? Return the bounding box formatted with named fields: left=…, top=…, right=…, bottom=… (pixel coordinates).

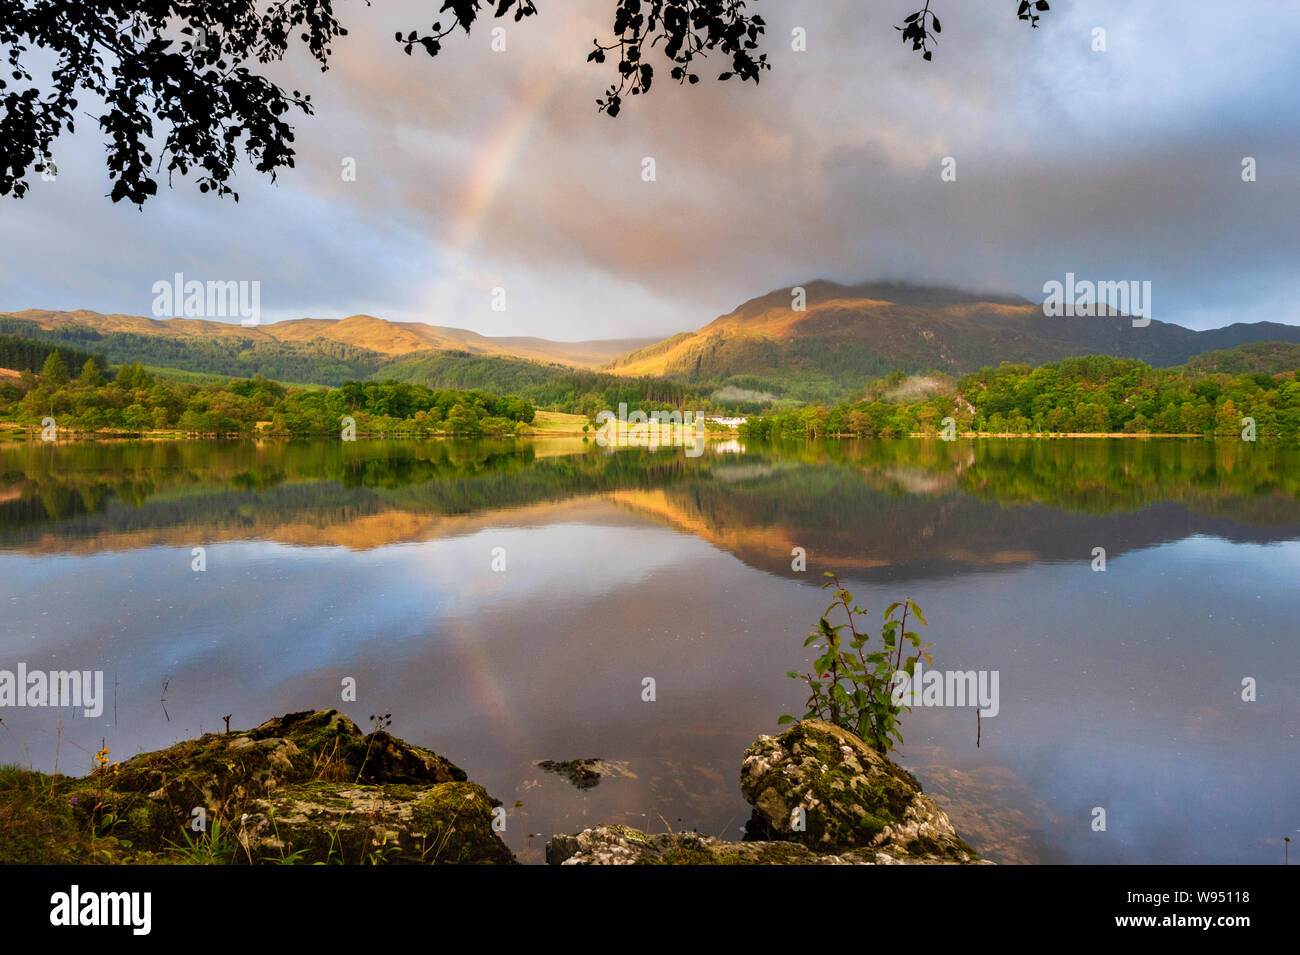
left=780, top=573, right=932, bottom=753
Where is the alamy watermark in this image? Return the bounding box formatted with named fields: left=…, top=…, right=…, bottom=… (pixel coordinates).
left=0, top=664, right=104, bottom=717
left=594, top=403, right=706, bottom=457
left=890, top=660, right=999, bottom=717
left=50, top=885, right=150, bottom=935
left=152, top=272, right=261, bottom=326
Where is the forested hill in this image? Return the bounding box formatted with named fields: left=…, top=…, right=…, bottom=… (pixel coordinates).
left=1179, top=342, right=1300, bottom=376
left=605, top=280, right=1300, bottom=387
left=0, top=309, right=655, bottom=376
left=0, top=333, right=108, bottom=377
left=0, top=314, right=393, bottom=385
left=0, top=316, right=767, bottom=415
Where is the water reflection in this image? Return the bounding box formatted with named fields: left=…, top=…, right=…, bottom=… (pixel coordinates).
left=0, top=437, right=1296, bottom=863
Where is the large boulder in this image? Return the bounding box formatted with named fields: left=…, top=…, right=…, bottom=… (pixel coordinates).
left=104, top=709, right=464, bottom=824
left=43, top=709, right=512, bottom=864
left=741, top=720, right=979, bottom=862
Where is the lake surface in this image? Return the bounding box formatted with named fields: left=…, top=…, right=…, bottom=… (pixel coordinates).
left=1, top=436, right=1296, bottom=863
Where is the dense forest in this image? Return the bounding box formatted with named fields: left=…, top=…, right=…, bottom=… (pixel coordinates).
left=742, top=355, right=1300, bottom=439
left=0, top=333, right=109, bottom=378
left=0, top=350, right=535, bottom=436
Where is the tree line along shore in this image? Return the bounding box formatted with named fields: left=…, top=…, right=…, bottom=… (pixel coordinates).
left=3, top=343, right=1298, bottom=440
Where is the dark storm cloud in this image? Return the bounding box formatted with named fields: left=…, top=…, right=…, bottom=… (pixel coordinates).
left=1, top=0, right=1296, bottom=337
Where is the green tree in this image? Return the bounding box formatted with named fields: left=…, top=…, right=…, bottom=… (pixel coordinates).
left=40, top=349, right=70, bottom=386
left=77, top=358, right=103, bottom=387
left=123, top=404, right=152, bottom=432
left=76, top=406, right=106, bottom=431
left=1215, top=399, right=1240, bottom=436
left=177, top=410, right=204, bottom=434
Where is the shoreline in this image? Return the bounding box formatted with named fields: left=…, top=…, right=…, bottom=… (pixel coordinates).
left=0, top=428, right=1269, bottom=443
left=0, top=709, right=985, bottom=866
left=0, top=416, right=1282, bottom=444
left=0, top=421, right=746, bottom=443
left=908, top=430, right=1214, bottom=439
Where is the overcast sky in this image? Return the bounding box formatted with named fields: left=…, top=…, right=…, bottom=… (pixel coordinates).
left=1, top=0, right=1297, bottom=340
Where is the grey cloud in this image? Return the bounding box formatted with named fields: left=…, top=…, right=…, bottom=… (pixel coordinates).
left=1, top=0, right=1297, bottom=337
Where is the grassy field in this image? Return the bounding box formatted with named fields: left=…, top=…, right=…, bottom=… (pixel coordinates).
left=528, top=410, right=592, bottom=435
left=140, top=365, right=327, bottom=390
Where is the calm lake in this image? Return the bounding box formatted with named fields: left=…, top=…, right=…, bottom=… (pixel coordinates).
left=1, top=437, right=1296, bottom=863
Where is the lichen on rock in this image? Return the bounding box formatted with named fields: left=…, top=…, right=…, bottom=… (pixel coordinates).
left=239, top=779, right=514, bottom=865
left=741, top=720, right=979, bottom=862
left=546, top=824, right=976, bottom=865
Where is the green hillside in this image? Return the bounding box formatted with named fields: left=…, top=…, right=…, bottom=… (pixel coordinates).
left=1178, top=341, right=1300, bottom=376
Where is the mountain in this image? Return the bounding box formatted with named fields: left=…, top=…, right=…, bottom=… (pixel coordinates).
left=605, top=280, right=1300, bottom=386
left=10, top=286, right=1300, bottom=401
left=3, top=309, right=657, bottom=368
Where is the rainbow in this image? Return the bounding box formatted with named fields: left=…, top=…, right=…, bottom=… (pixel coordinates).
left=421, top=70, right=570, bottom=322
left=443, top=70, right=569, bottom=257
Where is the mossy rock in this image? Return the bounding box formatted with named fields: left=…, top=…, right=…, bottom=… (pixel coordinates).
left=546, top=721, right=986, bottom=865
left=239, top=780, right=514, bottom=864
left=740, top=720, right=979, bottom=861
left=247, top=710, right=466, bottom=786
left=79, top=709, right=469, bottom=847
left=537, top=758, right=603, bottom=790
left=0, top=711, right=503, bottom=863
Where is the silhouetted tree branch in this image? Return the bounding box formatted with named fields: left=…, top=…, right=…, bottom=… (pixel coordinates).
left=897, top=0, right=1049, bottom=60
left=0, top=1, right=1047, bottom=206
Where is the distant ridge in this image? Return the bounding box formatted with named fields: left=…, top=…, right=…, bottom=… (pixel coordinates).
left=605, top=280, right=1300, bottom=382
left=8, top=281, right=1300, bottom=396
left=1, top=309, right=660, bottom=369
